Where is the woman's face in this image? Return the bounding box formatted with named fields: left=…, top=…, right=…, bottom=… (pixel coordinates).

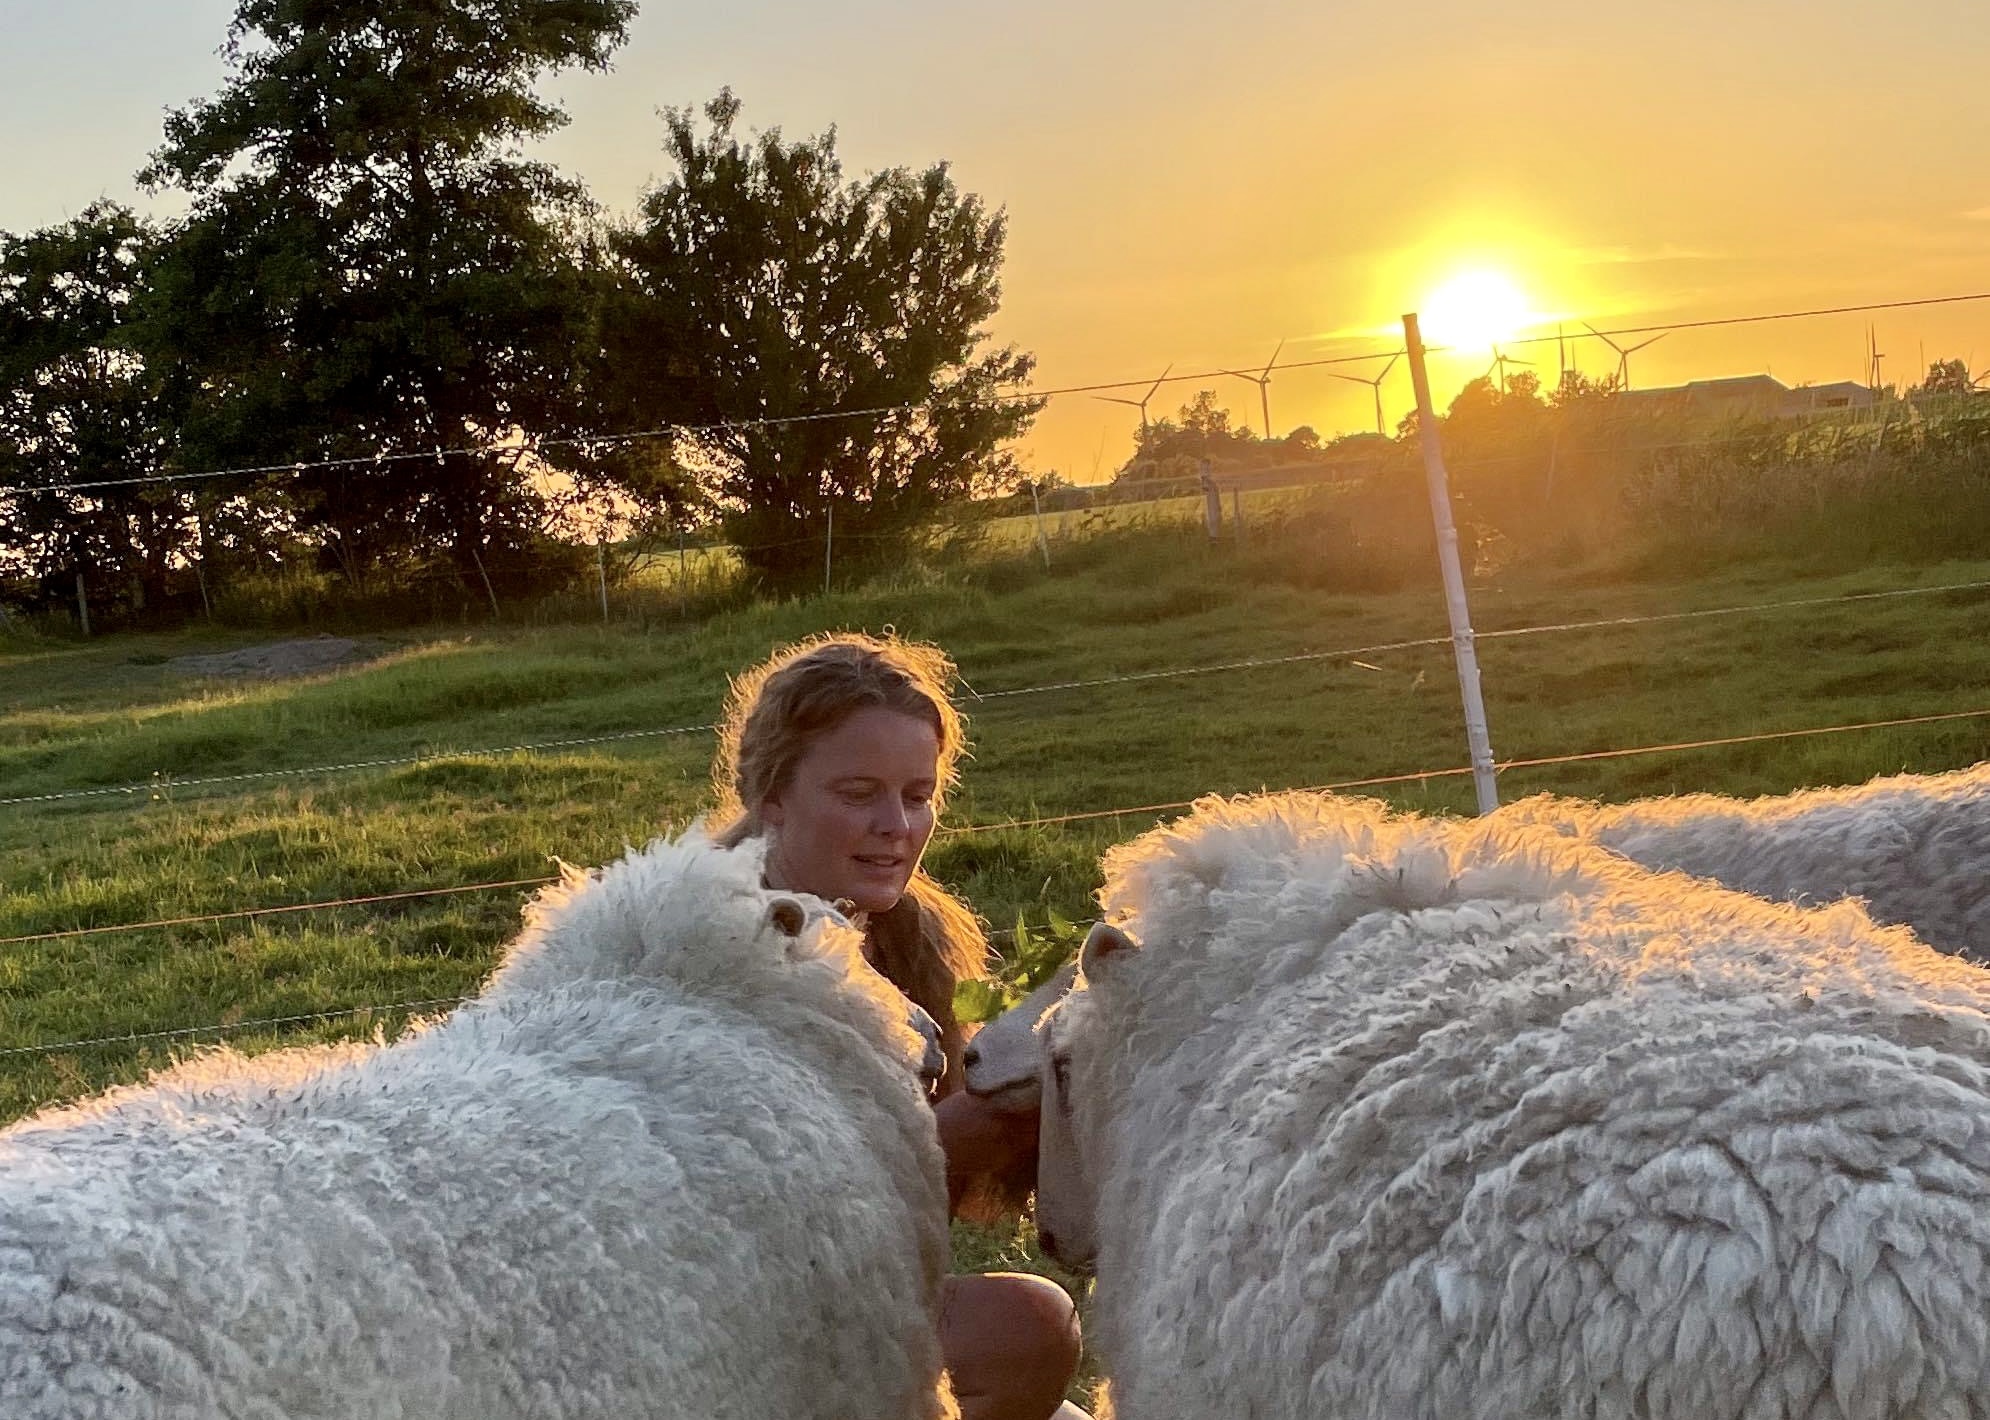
left=761, top=705, right=943, bottom=914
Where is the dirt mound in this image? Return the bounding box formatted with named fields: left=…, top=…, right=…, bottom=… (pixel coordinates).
left=167, top=635, right=385, bottom=681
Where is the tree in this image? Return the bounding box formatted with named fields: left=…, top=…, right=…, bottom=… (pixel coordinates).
left=140, top=0, right=635, bottom=590
left=601, top=91, right=1041, bottom=591
left=1914, top=359, right=1974, bottom=398
left=1114, top=391, right=1265, bottom=487
left=0, top=204, right=188, bottom=620
left=1549, top=368, right=1620, bottom=407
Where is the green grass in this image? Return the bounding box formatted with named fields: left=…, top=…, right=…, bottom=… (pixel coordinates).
left=7, top=534, right=1990, bottom=1116
left=6, top=517, right=1990, bottom=1408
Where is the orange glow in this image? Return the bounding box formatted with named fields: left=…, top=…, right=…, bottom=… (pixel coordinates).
left=1417, top=271, right=1534, bottom=353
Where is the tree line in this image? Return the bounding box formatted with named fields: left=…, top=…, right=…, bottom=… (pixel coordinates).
left=0, top=0, right=1041, bottom=626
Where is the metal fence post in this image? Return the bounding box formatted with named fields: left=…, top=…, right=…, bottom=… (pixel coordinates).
left=1403, top=312, right=1499, bottom=814
left=1029, top=480, right=1052, bottom=567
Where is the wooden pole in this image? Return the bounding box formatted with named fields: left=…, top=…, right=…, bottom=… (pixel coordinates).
left=1404, top=312, right=1498, bottom=814
left=470, top=546, right=501, bottom=621
left=75, top=570, right=91, bottom=637
left=597, top=539, right=610, bottom=623
left=193, top=511, right=214, bottom=621
left=823, top=505, right=834, bottom=596
left=677, top=527, right=688, bottom=617
left=1029, top=480, right=1051, bottom=567
left=1200, top=459, right=1222, bottom=540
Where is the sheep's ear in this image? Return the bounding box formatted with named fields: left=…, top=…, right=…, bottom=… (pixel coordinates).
left=1080, top=921, right=1140, bottom=978
left=767, top=897, right=808, bottom=939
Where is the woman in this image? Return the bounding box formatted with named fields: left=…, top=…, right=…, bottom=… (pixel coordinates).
left=709, top=632, right=1087, bottom=1420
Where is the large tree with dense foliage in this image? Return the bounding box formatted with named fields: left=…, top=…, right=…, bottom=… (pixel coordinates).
left=0, top=204, right=193, bottom=620
left=140, top=0, right=635, bottom=590
left=600, top=91, right=1041, bottom=590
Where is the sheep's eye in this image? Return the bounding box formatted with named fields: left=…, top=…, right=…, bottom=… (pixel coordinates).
left=1050, top=1051, right=1072, bottom=1098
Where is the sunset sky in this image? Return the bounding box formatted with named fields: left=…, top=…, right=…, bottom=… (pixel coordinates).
left=5, top=0, right=1987, bottom=482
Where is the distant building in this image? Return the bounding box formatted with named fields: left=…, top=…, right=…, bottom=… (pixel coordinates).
left=1786, top=381, right=1876, bottom=412
left=1614, top=373, right=1876, bottom=419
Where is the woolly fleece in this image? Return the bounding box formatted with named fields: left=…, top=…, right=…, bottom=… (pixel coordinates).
left=1042, top=791, right=1990, bottom=1420
left=0, top=831, right=953, bottom=1420
left=1499, top=762, right=1990, bottom=964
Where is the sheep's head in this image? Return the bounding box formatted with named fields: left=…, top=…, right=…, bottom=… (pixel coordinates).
left=761, top=890, right=946, bottom=1091
left=962, top=960, right=1079, bottom=1111
left=1033, top=922, right=1139, bottom=1271
left=486, top=830, right=943, bottom=1088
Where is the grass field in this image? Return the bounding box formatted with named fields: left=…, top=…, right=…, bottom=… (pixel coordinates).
left=7, top=515, right=1989, bottom=1405
left=7, top=522, right=1990, bottom=1117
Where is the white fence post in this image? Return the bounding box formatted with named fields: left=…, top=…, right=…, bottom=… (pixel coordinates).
left=1403, top=312, right=1499, bottom=814
left=1029, top=480, right=1051, bottom=567
left=1200, top=459, right=1223, bottom=540
left=823, top=504, right=834, bottom=596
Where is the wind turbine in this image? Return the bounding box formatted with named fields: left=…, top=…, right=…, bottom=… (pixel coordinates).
left=1485, top=343, right=1534, bottom=394
left=1865, top=326, right=1885, bottom=392
left=1325, top=351, right=1403, bottom=437
left=1091, top=364, right=1173, bottom=436
left=1221, top=341, right=1284, bottom=438
left=1583, top=322, right=1668, bottom=392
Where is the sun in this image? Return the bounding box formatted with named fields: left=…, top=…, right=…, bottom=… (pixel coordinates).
left=1419, top=270, right=1532, bottom=352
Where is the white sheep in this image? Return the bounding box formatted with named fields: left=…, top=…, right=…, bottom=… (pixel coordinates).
left=1497, top=762, right=1990, bottom=964
left=1034, top=791, right=1990, bottom=1420
left=963, top=765, right=1990, bottom=1110
left=0, top=830, right=955, bottom=1420
left=960, top=962, right=1076, bottom=1112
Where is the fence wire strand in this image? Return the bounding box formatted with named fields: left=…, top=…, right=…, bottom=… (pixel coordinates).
left=8, top=702, right=1988, bottom=955
left=13, top=574, right=1990, bottom=809
left=7, top=702, right=1986, bottom=1060
left=0, top=877, right=558, bottom=948
left=11, top=287, right=1989, bottom=497
left=0, top=997, right=471, bottom=1060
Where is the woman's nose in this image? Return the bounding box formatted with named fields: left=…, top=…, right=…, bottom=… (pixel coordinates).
left=871, top=799, right=911, bottom=835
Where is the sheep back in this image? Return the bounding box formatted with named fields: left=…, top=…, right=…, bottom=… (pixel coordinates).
left=0, top=831, right=951, bottom=1420
left=1499, top=762, right=1990, bottom=963
left=1067, top=792, right=1990, bottom=1420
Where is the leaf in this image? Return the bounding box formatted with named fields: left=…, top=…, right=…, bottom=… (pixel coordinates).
left=954, top=976, right=1017, bottom=1026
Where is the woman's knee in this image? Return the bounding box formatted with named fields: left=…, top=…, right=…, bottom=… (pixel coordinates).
left=940, top=1272, right=1082, bottom=1420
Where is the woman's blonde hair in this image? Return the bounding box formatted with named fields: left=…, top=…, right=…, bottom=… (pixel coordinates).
left=710, top=631, right=968, bottom=833
left=709, top=632, right=988, bottom=1085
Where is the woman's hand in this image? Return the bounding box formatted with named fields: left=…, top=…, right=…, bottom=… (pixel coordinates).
left=935, top=1090, right=1041, bottom=1221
